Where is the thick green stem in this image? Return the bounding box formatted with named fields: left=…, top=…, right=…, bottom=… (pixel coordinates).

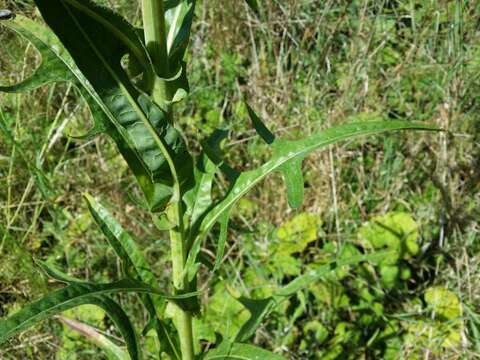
left=141, top=1, right=195, bottom=359
left=168, top=204, right=195, bottom=360
left=142, top=0, right=171, bottom=109
left=142, top=0, right=168, bottom=75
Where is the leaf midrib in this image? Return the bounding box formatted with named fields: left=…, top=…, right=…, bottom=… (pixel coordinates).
left=199, top=122, right=437, bottom=237
left=60, top=0, right=180, bottom=192
left=63, top=0, right=150, bottom=71
left=0, top=280, right=198, bottom=341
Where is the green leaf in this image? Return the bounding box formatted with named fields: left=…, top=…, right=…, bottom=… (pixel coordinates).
left=34, top=260, right=143, bottom=359
left=425, top=286, right=462, bottom=320
left=0, top=282, right=144, bottom=359
left=0, top=279, right=197, bottom=343
left=154, top=213, right=176, bottom=231
left=277, top=251, right=392, bottom=297
left=204, top=341, right=286, bottom=360
left=5, top=1, right=193, bottom=211
left=245, top=103, right=275, bottom=144
left=90, top=296, right=143, bottom=360
left=234, top=251, right=393, bottom=342
left=34, top=259, right=84, bottom=284
left=165, top=0, right=195, bottom=69
left=0, top=15, right=76, bottom=93
left=278, top=158, right=304, bottom=208
left=235, top=297, right=277, bottom=342
left=358, top=211, right=419, bottom=260
left=244, top=0, right=260, bottom=14
left=275, top=212, right=322, bottom=256
left=0, top=13, right=144, bottom=138
left=85, top=194, right=181, bottom=359
left=213, top=206, right=233, bottom=272
left=184, top=153, right=217, bottom=234
left=85, top=194, right=157, bottom=286
left=186, top=121, right=439, bottom=277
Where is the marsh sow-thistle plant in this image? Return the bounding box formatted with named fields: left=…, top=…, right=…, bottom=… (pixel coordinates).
left=0, top=1, right=438, bottom=359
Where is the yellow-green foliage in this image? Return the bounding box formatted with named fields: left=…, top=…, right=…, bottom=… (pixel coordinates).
left=269, top=212, right=323, bottom=275
left=276, top=212, right=323, bottom=255
left=193, top=281, right=250, bottom=348
left=403, top=287, right=463, bottom=356
left=358, top=212, right=419, bottom=288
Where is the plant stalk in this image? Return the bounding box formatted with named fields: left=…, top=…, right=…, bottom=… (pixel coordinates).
left=141, top=0, right=171, bottom=107
left=141, top=1, right=195, bottom=359
left=168, top=203, right=195, bottom=360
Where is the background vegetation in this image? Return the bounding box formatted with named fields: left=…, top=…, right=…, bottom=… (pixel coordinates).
left=0, top=0, right=479, bottom=358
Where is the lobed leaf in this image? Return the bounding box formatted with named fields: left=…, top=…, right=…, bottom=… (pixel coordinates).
left=245, top=103, right=275, bottom=144
left=185, top=120, right=440, bottom=279
left=34, top=0, right=194, bottom=210
left=2, top=1, right=194, bottom=212
left=234, top=297, right=277, bottom=343
left=0, top=15, right=77, bottom=93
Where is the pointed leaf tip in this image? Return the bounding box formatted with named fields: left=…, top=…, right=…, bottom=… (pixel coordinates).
left=244, top=0, right=260, bottom=14
left=245, top=103, right=275, bottom=144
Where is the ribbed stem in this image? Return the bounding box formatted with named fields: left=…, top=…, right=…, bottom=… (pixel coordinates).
left=141, top=0, right=171, bottom=109
left=141, top=2, right=195, bottom=359
left=142, top=0, right=168, bottom=75
left=168, top=203, right=195, bottom=360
